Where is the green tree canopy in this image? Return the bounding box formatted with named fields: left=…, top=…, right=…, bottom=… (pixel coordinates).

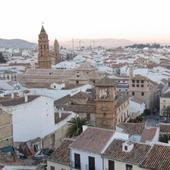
left=66, top=117, right=88, bottom=138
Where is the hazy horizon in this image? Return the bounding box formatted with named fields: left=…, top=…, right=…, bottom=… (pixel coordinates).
left=1, top=0, right=170, bottom=44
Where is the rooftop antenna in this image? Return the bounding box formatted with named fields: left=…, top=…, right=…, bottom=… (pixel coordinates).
left=72, top=39, right=74, bottom=51
left=72, top=39, right=74, bottom=56
left=79, top=40, right=81, bottom=50
left=41, top=21, right=44, bottom=26
left=93, top=40, right=95, bottom=49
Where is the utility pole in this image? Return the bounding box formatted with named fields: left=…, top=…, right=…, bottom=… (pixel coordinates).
left=79, top=40, right=81, bottom=50
left=72, top=39, right=74, bottom=58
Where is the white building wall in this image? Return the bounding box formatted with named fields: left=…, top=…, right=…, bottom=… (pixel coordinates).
left=129, top=99, right=145, bottom=118
left=2, top=97, right=76, bottom=142
left=47, top=161, right=70, bottom=170
left=70, top=148, right=103, bottom=170
left=103, top=158, right=146, bottom=170
left=2, top=166, right=36, bottom=170
left=9, top=96, right=54, bottom=142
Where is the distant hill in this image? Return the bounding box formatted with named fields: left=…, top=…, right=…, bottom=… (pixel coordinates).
left=61, top=38, right=134, bottom=49
left=0, top=39, right=37, bottom=49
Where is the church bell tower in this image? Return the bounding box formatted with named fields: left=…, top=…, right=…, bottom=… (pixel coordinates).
left=38, top=25, right=51, bottom=69
left=95, top=76, right=117, bottom=129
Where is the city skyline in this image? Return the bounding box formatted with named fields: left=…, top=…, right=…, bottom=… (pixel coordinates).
left=1, top=0, right=170, bottom=43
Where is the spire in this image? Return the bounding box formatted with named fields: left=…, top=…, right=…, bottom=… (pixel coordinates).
left=54, top=39, right=59, bottom=44
left=40, top=25, right=46, bottom=33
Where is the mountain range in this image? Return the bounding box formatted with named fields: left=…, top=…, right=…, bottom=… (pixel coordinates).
left=0, top=38, right=134, bottom=49
left=0, top=39, right=36, bottom=49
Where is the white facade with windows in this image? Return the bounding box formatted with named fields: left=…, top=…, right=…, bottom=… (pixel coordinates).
left=70, top=149, right=103, bottom=170
left=103, top=159, right=145, bottom=170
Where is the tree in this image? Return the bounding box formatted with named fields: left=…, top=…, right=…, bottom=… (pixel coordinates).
left=66, top=117, right=88, bottom=138
left=0, top=52, right=7, bottom=63
left=141, top=109, right=151, bottom=116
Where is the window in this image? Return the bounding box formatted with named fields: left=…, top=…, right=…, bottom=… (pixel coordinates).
left=132, top=80, right=135, bottom=83
left=141, top=80, right=144, bottom=83
left=132, top=92, right=135, bottom=96
left=54, top=112, right=60, bottom=124
left=126, top=164, right=133, bottom=170
left=74, top=153, right=81, bottom=169
left=108, top=160, right=115, bottom=170
left=88, top=156, right=95, bottom=170
left=76, top=80, right=79, bottom=84
left=124, top=145, right=128, bottom=150
left=136, top=84, right=139, bottom=87
left=141, top=92, right=144, bottom=96
left=132, top=84, right=135, bottom=87
left=50, top=166, right=55, bottom=170
left=137, top=80, right=139, bottom=83
left=141, top=84, right=144, bottom=87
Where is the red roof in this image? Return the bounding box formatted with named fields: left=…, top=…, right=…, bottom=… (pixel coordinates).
left=70, top=127, right=114, bottom=154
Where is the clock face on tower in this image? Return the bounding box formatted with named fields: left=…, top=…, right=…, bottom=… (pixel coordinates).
left=99, top=88, right=109, bottom=100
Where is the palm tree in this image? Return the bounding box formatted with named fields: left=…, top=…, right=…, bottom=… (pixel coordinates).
left=66, top=116, right=88, bottom=138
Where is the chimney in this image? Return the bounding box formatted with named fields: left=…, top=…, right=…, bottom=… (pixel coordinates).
left=82, top=125, right=88, bottom=132
left=18, top=91, right=23, bottom=97
left=11, top=92, right=14, bottom=99
left=122, top=141, right=134, bottom=152
left=24, top=94, right=28, bottom=102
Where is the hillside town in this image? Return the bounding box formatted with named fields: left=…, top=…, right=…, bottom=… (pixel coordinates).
left=0, top=25, right=170, bottom=170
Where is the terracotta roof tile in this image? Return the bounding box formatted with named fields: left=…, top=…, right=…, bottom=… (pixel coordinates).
left=142, top=144, right=170, bottom=170
left=70, top=127, right=114, bottom=154
left=160, top=123, right=170, bottom=133
left=103, top=139, right=151, bottom=165
left=48, top=139, right=73, bottom=166
left=64, top=104, right=96, bottom=114
left=0, top=95, right=39, bottom=106
left=141, top=128, right=157, bottom=142
left=95, top=77, right=115, bottom=87
left=117, top=123, right=145, bottom=136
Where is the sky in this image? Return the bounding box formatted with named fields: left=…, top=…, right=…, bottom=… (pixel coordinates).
left=1, top=0, right=170, bottom=43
